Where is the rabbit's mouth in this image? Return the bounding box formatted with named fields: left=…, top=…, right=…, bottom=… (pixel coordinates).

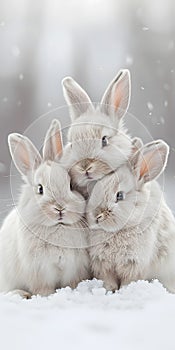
left=57, top=221, right=65, bottom=225
left=85, top=173, right=93, bottom=180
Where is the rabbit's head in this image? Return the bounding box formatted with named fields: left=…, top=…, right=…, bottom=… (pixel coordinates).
left=86, top=140, right=169, bottom=233
left=62, top=70, right=132, bottom=189
left=8, top=120, right=85, bottom=230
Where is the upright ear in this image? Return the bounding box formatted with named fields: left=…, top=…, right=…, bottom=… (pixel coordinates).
left=131, top=137, right=143, bottom=154
left=43, top=119, right=63, bottom=161
left=62, top=77, right=94, bottom=120
left=100, top=69, right=131, bottom=122
left=8, top=133, right=42, bottom=179
left=130, top=140, right=169, bottom=183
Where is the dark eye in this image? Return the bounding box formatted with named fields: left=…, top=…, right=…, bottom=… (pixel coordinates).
left=70, top=183, right=73, bottom=191
left=37, top=184, right=43, bottom=195
left=116, top=191, right=125, bottom=202
left=102, top=136, right=108, bottom=147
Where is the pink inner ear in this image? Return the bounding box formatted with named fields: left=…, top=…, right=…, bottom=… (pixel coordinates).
left=55, top=130, right=62, bottom=156
left=114, top=90, right=123, bottom=111
left=139, top=150, right=155, bottom=178
left=18, top=143, right=30, bottom=170
left=140, top=158, right=149, bottom=178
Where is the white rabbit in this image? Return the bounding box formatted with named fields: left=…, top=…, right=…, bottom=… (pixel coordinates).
left=0, top=120, right=90, bottom=298
left=61, top=69, right=132, bottom=198
left=86, top=140, right=175, bottom=293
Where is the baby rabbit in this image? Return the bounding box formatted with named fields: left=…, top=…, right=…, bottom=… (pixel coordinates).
left=61, top=69, right=132, bottom=198
left=0, top=120, right=90, bottom=298
left=86, top=140, right=175, bottom=293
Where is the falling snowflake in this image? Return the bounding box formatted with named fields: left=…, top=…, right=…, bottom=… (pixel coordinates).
left=164, top=101, right=168, bottom=107
left=126, top=55, right=133, bottom=66
left=160, top=117, right=165, bottom=124
left=47, top=102, right=52, bottom=108
left=141, top=86, right=145, bottom=90
left=0, top=21, right=5, bottom=27
left=17, top=100, right=22, bottom=106
left=2, top=97, right=8, bottom=103
left=142, top=27, right=149, bottom=31
left=147, top=102, right=154, bottom=111
left=19, top=74, right=24, bottom=81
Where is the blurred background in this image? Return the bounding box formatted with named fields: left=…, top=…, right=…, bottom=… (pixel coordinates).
left=0, top=0, right=175, bottom=221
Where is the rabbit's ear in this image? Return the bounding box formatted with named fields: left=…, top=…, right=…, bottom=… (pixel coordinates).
left=131, top=140, right=169, bottom=183
left=62, top=77, right=94, bottom=120
left=131, top=137, right=143, bottom=154
left=43, top=119, right=63, bottom=161
left=100, top=69, right=131, bottom=122
left=8, top=133, right=42, bottom=178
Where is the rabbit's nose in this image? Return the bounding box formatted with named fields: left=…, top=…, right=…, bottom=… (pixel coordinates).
left=96, top=213, right=104, bottom=223
left=85, top=165, right=92, bottom=172
left=54, top=207, right=65, bottom=220
left=85, top=170, right=93, bottom=179
left=54, top=207, right=65, bottom=212
left=58, top=209, right=65, bottom=220
left=85, top=165, right=93, bottom=177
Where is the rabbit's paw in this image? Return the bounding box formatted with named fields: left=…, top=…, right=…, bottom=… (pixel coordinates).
left=10, top=289, right=32, bottom=299
left=103, top=277, right=119, bottom=293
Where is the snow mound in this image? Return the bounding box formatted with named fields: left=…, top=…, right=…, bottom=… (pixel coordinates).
left=0, top=279, right=175, bottom=350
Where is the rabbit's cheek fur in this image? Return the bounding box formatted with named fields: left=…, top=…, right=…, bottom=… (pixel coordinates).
left=87, top=207, right=121, bottom=233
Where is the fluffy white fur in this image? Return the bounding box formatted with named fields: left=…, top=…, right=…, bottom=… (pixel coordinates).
left=61, top=70, right=132, bottom=198
left=86, top=140, right=175, bottom=293
left=0, top=120, right=90, bottom=298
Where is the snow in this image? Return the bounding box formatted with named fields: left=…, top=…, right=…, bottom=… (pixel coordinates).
left=19, top=73, right=24, bottom=81
left=1, top=279, right=175, bottom=350
left=125, top=55, right=133, bottom=66
left=160, top=116, right=165, bottom=124
left=2, top=97, right=8, bottom=103
left=147, top=102, right=154, bottom=111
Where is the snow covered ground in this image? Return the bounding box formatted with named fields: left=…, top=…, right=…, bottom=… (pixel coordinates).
left=1, top=279, right=175, bottom=350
